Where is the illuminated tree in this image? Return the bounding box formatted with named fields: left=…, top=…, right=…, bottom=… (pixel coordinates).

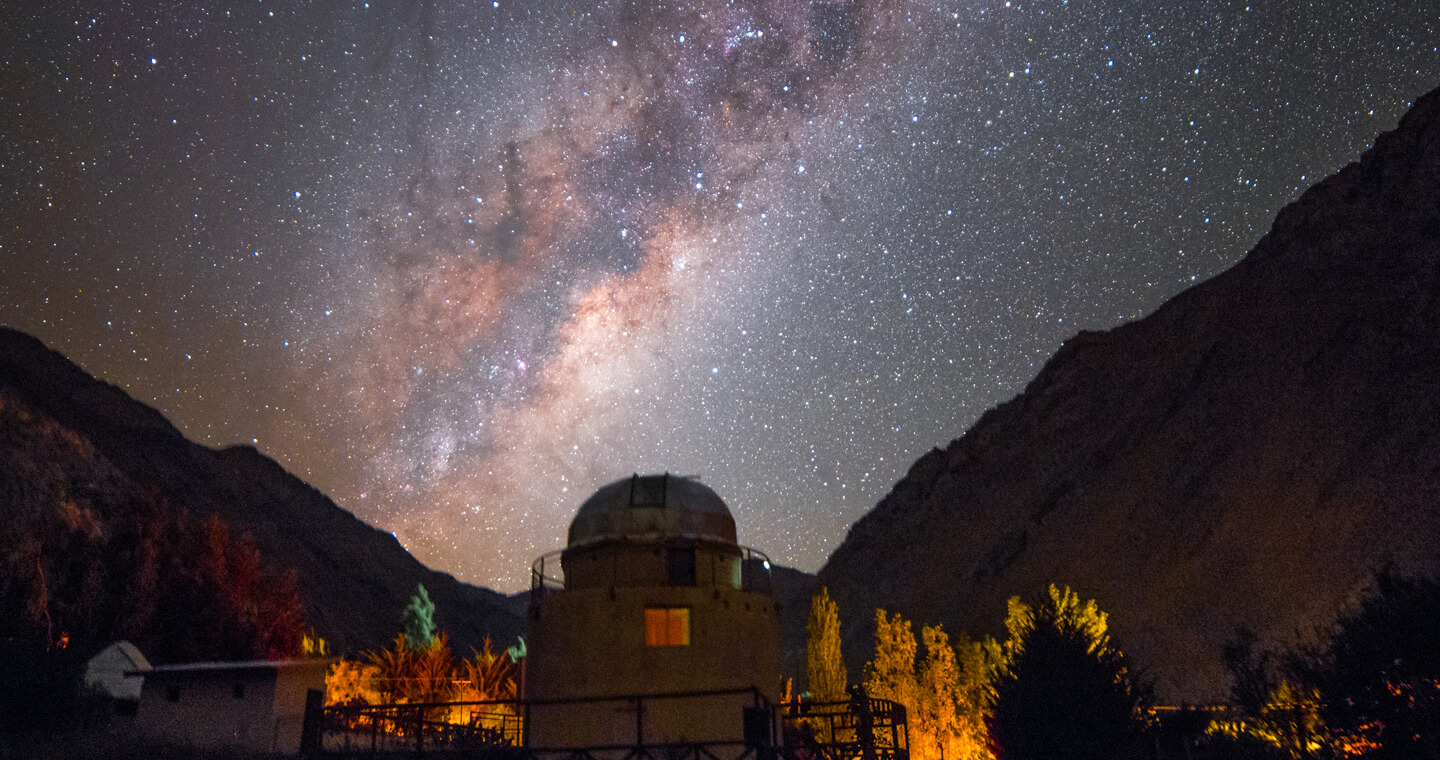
left=916, top=624, right=989, bottom=760
left=327, top=660, right=383, bottom=706
left=401, top=583, right=437, bottom=650
left=462, top=637, right=519, bottom=701
left=986, top=584, right=1150, bottom=760
left=1304, top=571, right=1440, bottom=758
left=807, top=586, right=848, bottom=701
left=368, top=632, right=459, bottom=704
left=1213, top=627, right=1331, bottom=758
left=865, top=609, right=918, bottom=711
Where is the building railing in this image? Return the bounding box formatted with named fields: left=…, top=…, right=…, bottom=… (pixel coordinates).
left=778, top=697, right=909, bottom=760
left=531, top=550, right=564, bottom=592
left=308, top=689, right=908, bottom=760
left=318, top=699, right=523, bottom=754
left=530, top=544, right=775, bottom=595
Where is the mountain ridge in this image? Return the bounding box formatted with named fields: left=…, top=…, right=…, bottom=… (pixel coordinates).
left=0, top=326, right=525, bottom=657
left=819, top=83, right=1440, bottom=702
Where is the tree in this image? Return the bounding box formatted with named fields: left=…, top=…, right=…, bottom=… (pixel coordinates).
left=916, top=624, right=989, bottom=760
left=462, top=637, right=519, bottom=701
left=865, top=609, right=918, bottom=711
left=807, top=587, right=848, bottom=701
left=401, top=583, right=437, bottom=650
left=1211, top=627, right=1328, bottom=759
left=986, top=584, right=1150, bottom=760
left=1303, top=570, right=1440, bottom=759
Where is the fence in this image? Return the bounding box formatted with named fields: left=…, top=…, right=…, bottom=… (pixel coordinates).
left=308, top=689, right=907, bottom=760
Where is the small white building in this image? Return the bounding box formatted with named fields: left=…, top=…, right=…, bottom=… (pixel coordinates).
left=132, top=659, right=331, bottom=754
left=84, top=641, right=150, bottom=703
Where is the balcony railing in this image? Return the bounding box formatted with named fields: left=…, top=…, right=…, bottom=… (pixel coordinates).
left=308, top=689, right=909, bottom=760
left=531, top=544, right=774, bottom=595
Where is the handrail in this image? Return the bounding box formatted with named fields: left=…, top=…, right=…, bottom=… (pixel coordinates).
left=530, top=544, right=775, bottom=594
left=313, top=690, right=910, bottom=759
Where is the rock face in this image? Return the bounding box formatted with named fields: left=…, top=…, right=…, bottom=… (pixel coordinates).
left=819, top=85, right=1440, bottom=702
left=0, top=327, right=523, bottom=656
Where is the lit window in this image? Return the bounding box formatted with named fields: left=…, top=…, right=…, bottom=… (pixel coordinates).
left=645, top=607, right=691, bottom=646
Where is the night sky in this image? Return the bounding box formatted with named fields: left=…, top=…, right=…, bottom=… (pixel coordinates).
left=2, top=0, right=1436, bottom=591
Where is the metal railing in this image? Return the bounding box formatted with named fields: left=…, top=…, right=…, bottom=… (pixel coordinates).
left=530, top=545, right=775, bottom=595
left=308, top=689, right=908, bottom=760
left=778, top=698, right=909, bottom=760
left=319, top=699, right=523, bottom=754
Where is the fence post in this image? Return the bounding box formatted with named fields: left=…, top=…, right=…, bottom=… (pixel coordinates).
left=299, top=688, right=324, bottom=756
left=635, top=696, right=644, bottom=748
left=523, top=700, right=532, bottom=748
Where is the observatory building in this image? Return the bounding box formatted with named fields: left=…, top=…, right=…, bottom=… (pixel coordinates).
left=527, top=473, right=782, bottom=749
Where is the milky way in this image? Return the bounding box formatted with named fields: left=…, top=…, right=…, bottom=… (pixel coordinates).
left=3, top=0, right=1436, bottom=589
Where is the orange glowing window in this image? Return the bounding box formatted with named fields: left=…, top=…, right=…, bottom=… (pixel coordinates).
left=645, top=607, right=691, bottom=646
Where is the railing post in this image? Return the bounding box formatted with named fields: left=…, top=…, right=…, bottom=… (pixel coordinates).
left=635, top=696, right=645, bottom=748
left=523, top=700, right=531, bottom=748
left=299, top=689, right=324, bottom=757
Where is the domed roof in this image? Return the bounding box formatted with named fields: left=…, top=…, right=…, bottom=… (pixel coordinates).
left=567, top=473, right=737, bottom=547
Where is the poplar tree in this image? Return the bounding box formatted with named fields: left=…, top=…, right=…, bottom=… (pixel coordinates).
left=806, top=586, right=848, bottom=701
left=865, top=610, right=918, bottom=714
left=917, top=624, right=986, bottom=760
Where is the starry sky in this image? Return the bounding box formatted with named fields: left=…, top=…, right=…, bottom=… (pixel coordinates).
left=2, top=0, right=1436, bottom=591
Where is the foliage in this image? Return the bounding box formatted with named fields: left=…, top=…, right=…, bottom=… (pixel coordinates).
left=1303, top=570, right=1440, bottom=758
left=807, top=587, right=848, bottom=701
left=865, top=609, right=918, bottom=710
left=401, top=583, right=437, bottom=650
left=985, top=584, right=1150, bottom=760
left=915, top=625, right=990, bottom=760
left=460, top=637, right=518, bottom=701
left=302, top=631, right=330, bottom=658
left=366, top=633, right=459, bottom=704
left=326, top=660, right=383, bottom=707
left=1211, top=627, right=1332, bottom=758
left=1207, top=679, right=1331, bottom=759
left=0, top=396, right=308, bottom=732
left=347, top=633, right=522, bottom=707
left=861, top=610, right=991, bottom=760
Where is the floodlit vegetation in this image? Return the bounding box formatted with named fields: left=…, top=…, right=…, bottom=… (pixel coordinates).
left=0, top=395, right=310, bottom=731
left=984, top=585, right=1151, bottom=760
left=801, top=574, right=1440, bottom=760
left=323, top=585, right=523, bottom=731
left=806, top=586, right=848, bottom=702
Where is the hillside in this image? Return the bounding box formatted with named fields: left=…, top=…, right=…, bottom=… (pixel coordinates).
left=0, top=327, right=524, bottom=659
left=820, top=84, right=1440, bottom=702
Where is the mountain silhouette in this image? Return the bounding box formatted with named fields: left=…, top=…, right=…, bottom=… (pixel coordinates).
left=0, top=327, right=524, bottom=659
left=820, top=84, right=1440, bottom=702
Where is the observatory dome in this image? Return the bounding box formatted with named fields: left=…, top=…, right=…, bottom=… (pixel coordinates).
left=567, top=473, right=737, bottom=548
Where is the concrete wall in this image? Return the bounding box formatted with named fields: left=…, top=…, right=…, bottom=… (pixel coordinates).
left=137, top=670, right=278, bottom=752
left=135, top=661, right=328, bottom=754
left=527, top=580, right=781, bottom=748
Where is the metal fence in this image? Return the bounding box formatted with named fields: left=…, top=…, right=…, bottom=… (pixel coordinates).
left=307, top=689, right=907, bottom=760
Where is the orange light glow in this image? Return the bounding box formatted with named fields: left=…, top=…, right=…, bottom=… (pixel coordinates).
left=645, top=607, right=690, bottom=646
